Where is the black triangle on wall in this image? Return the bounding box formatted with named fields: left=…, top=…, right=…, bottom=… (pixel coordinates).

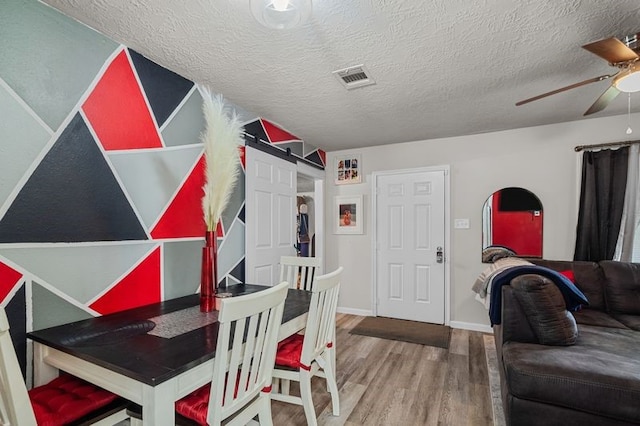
left=243, top=120, right=269, bottom=143
left=5, top=285, right=26, bottom=378
left=238, top=205, right=245, bottom=224
left=0, top=114, right=148, bottom=243
left=229, top=258, right=245, bottom=283
left=129, top=49, right=194, bottom=128
left=305, top=150, right=324, bottom=168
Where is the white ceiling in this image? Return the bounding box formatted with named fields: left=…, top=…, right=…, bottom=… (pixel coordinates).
left=41, top=0, right=640, bottom=152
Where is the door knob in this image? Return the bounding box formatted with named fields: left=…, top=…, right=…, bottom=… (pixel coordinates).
left=436, top=246, right=444, bottom=263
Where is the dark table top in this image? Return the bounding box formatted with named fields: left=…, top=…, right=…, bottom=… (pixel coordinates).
left=28, top=284, right=311, bottom=386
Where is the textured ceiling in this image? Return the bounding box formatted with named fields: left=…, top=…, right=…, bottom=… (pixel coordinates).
left=41, top=0, right=640, bottom=151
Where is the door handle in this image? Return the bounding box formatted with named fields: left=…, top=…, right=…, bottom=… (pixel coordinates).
left=436, top=246, right=444, bottom=263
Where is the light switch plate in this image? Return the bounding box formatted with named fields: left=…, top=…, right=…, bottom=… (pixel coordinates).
left=454, top=219, right=470, bottom=229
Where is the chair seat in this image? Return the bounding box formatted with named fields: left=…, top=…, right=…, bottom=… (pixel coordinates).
left=275, top=333, right=305, bottom=369
left=29, top=374, right=121, bottom=426
left=276, top=333, right=334, bottom=371
left=175, top=384, right=211, bottom=425
left=175, top=371, right=273, bottom=425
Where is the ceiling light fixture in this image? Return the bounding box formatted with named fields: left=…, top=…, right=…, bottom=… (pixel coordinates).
left=614, top=63, right=640, bottom=93
left=250, top=0, right=312, bottom=30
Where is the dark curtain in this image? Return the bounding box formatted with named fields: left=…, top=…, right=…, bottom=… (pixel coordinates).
left=574, top=147, right=629, bottom=261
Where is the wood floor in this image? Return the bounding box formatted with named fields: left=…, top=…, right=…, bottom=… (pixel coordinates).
left=271, top=314, right=494, bottom=426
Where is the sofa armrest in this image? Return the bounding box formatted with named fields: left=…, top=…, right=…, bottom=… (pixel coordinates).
left=498, top=285, right=538, bottom=344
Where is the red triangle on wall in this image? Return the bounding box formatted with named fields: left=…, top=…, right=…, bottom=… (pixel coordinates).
left=150, top=156, right=225, bottom=239
left=151, top=155, right=206, bottom=239
left=239, top=146, right=246, bottom=171
left=262, top=119, right=300, bottom=143
left=83, top=50, right=162, bottom=150
left=0, top=262, right=23, bottom=304
left=318, top=150, right=326, bottom=166
left=90, top=247, right=161, bottom=314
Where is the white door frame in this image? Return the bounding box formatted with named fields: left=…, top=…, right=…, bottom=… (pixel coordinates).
left=297, top=162, right=326, bottom=274
left=371, top=165, right=451, bottom=325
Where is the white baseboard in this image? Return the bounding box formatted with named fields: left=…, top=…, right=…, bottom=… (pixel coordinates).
left=337, top=307, right=372, bottom=317
left=449, top=320, right=493, bottom=334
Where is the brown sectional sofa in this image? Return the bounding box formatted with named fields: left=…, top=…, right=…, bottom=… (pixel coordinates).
left=494, top=259, right=640, bottom=425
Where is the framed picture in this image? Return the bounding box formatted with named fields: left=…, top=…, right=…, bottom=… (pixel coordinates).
left=334, top=195, right=363, bottom=234
left=335, top=154, right=362, bottom=185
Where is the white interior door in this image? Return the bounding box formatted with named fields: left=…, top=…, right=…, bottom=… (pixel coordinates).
left=245, top=146, right=297, bottom=286
left=374, top=168, right=447, bottom=324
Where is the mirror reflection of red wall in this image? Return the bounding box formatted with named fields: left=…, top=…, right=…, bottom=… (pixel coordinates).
left=490, top=188, right=543, bottom=257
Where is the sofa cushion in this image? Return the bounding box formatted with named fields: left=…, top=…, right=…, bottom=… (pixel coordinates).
left=532, top=260, right=606, bottom=310
left=600, top=261, right=640, bottom=315
left=571, top=309, right=629, bottom=329
left=611, top=313, right=640, bottom=331
left=511, top=275, right=578, bottom=345
left=502, top=325, right=640, bottom=424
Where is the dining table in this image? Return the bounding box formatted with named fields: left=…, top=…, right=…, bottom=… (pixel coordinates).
left=27, top=284, right=311, bottom=426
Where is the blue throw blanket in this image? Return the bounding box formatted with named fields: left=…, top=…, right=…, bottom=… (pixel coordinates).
left=489, top=266, right=589, bottom=325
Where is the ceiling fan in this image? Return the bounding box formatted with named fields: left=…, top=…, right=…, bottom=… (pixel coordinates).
left=516, top=32, right=640, bottom=116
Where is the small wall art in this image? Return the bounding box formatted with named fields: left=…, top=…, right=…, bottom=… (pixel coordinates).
left=334, top=195, right=363, bottom=234
left=335, top=154, right=361, bottom=185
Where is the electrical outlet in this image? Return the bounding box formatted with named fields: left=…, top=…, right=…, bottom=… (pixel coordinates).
left=454, top=219, right=470, bottom=229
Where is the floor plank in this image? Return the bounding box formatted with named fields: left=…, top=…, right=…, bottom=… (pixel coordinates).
left=270, top=314, right=494, bottom=426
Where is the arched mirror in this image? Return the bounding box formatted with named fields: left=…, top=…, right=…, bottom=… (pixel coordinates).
left=482, top=187, right=543, bottom=262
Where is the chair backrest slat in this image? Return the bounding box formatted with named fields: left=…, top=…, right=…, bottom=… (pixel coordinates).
left=208, top=281, right=288, bottom=425
left=300, top=267, right=343, bottom=366
left=279, top=256, right=322, bottom=291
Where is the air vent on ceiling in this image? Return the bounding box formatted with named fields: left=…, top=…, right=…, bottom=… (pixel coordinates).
left=332, top=64, right=376, bottom=90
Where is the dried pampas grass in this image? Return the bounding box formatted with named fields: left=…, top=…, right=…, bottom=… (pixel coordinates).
left=200, top=87, right=242, bottom=231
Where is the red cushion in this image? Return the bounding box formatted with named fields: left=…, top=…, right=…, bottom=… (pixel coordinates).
left=560, top=270, right=576, bottom=283
left=176, top=372, right=267, bottom=425
left=176, top=383, right=211, bottom=425
left=29, top=374, right=119, bottom=426
left=275, top=333, right=305, bottom=369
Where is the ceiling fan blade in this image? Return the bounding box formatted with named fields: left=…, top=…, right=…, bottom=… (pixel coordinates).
left=582, top=37, right=639, bottom=63
left=515, top=74, right=614, bottom=106
left=584, top=84, right=620, bottom=116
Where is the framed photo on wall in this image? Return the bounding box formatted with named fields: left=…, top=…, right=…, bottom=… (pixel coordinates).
left=335, top=154, right=362, bottom=185
left=334, top=195, right=363, bottom=234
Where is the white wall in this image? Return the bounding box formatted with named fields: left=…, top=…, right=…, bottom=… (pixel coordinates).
left=326, top=112, right=640, bottom=329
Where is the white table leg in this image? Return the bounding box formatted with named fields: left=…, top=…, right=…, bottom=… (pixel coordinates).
left=32, top=343, right=58, bottom=386
left=141, top=381, right=176, bottom=426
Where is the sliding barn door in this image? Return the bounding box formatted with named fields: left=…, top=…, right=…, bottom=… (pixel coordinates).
left=245, top=146, right=297, bottom=285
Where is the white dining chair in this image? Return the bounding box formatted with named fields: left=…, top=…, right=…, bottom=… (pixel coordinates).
left=270, top=267, right=343, bottom=426
left=132, top=281, right=288, bottom=426
left=280, top=255, right=322, bottom=291
left=0, top=307, right=129, bottom=426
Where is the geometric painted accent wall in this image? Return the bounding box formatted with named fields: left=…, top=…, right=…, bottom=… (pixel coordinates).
left=0, top=38, right=250, bottom=324
left=0, top=2, right=246, bottom=379
left=0, top=0, right=320, bottom=378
